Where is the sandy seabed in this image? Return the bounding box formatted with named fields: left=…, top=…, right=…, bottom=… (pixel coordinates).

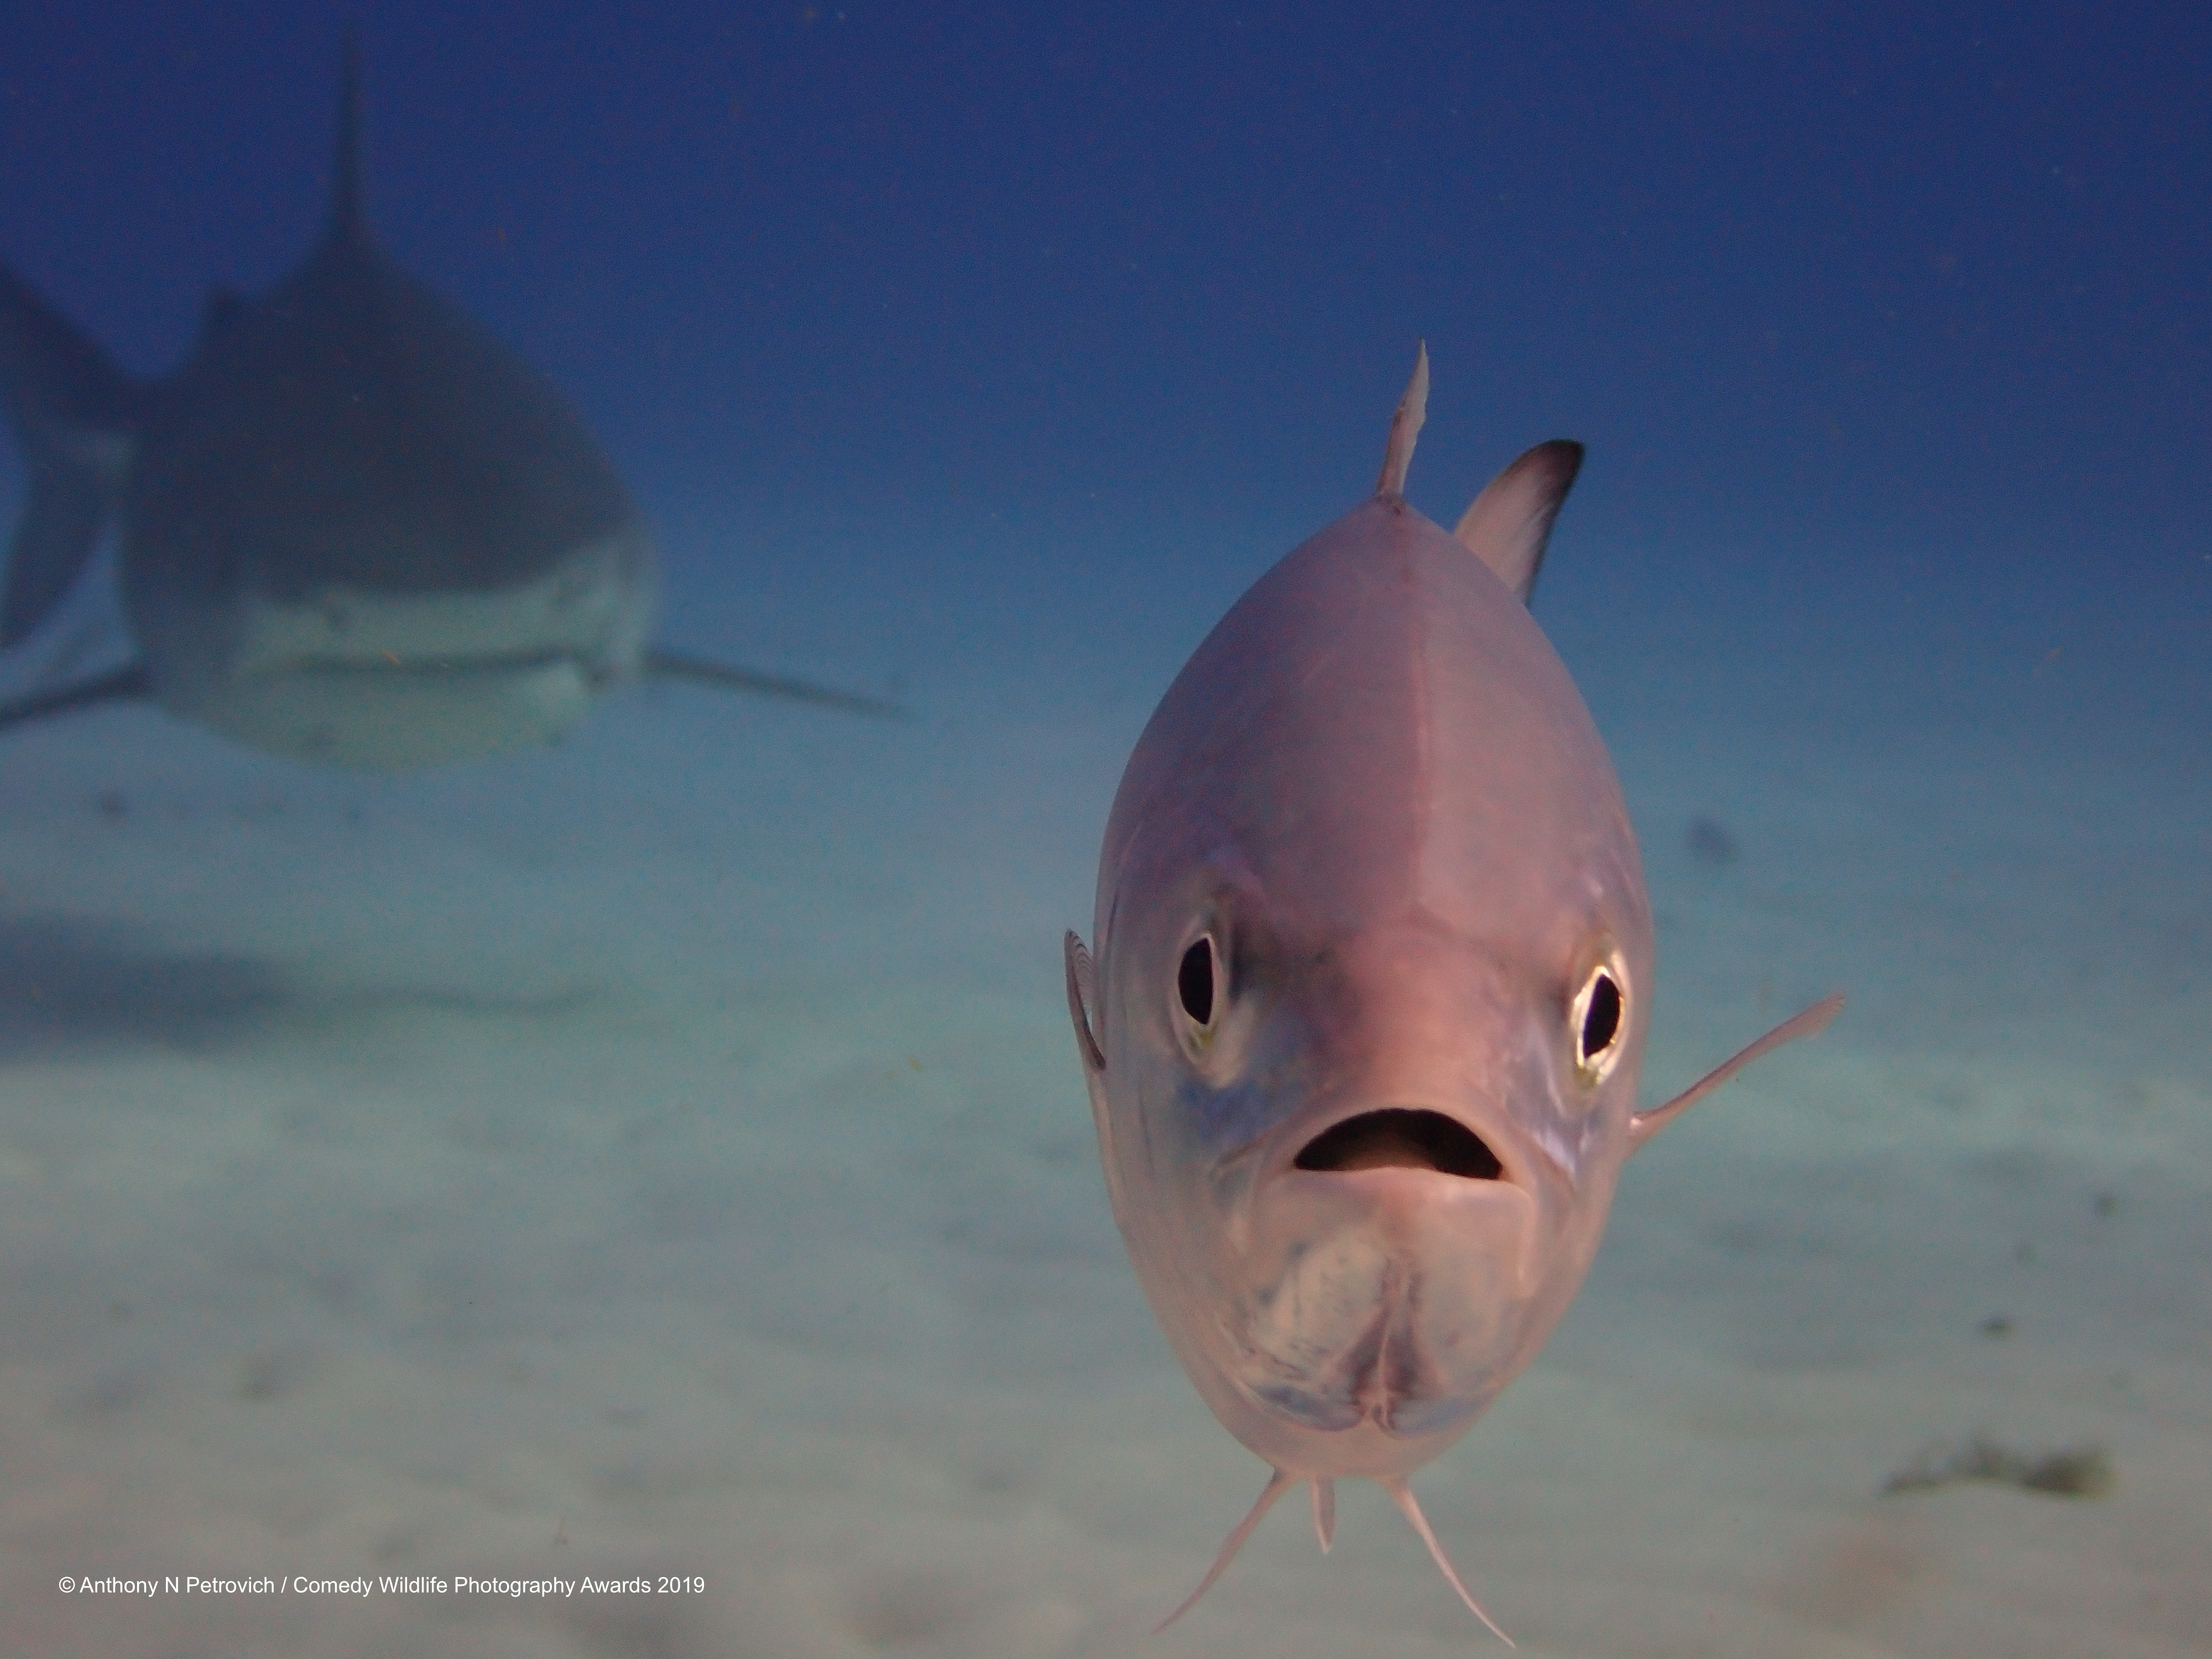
left=0, top=529, right=2204, bottom=1659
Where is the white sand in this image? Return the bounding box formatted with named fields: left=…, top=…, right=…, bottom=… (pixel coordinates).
left=0, top=504, right=2204, bottom=1658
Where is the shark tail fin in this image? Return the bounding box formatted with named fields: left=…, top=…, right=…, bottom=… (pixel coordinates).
left=0, top=263, right=137, bottom=648
left=1378, top=1474, right=1515, bottom=1646
left=1152, top=1468, right=1295, bottom=1635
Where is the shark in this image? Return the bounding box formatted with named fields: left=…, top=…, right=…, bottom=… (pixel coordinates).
left=1063, top=347, right=1840, bottom=1637
left=0, top=41, right=891, bottom=770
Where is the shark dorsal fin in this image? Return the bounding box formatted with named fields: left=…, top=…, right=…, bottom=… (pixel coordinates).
left=1374, top=341, right=1428, bottom=498
left=1451, top=439, right=1584, bottom=604
left=326, top=29, right=368, bottom=248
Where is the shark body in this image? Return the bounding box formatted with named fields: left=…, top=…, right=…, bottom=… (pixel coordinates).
left=0, top=44, right=888, bottom=769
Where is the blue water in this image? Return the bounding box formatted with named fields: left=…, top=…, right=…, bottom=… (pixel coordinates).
left=0, top=4, right=2205, bottom=1655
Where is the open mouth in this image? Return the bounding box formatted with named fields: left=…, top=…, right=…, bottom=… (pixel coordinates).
left=267, top=646, right=615, bottom=685
left=1292, top=1109, right=1504, bottom=1180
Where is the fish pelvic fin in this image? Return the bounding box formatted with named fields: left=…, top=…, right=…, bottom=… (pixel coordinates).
left=1311, top=1475, right=1337, bottom=1553
left=1374, top=341, right=1429, bottom=498
left=1628, top=992, right=1845, bottom=1151
left=1152, top=1469, right=1295, bottom=1635
left=1378, top=1475, right=1515, bottom=1646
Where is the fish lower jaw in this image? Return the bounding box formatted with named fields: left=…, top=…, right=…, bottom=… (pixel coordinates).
left=1224, top=1326, right=1513, bottom=1460
left=1198, top=1170, right=1545, bottom=1473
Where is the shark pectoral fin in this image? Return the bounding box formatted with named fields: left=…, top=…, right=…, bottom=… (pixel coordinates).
left=644, top=649, right=904, bottom=718
left=1311, top=1475, right=1337, bottom=1553
left=1375, top=341, right=1430, bottom=498
left=0, top=661, right=152, bottom=734
left=1451, top=439, right=1585, bottom=606
left=1627, top=991, right=1845, bottom=1152
left=1378, top=1475, right=1515, bottom=1646
left=1153, top=1468, right=1295, bottom=1635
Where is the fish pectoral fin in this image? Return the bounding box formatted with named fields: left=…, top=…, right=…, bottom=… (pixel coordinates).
left=0, top=661, right=150, bottom=734
left=1627, top=991, right=1845, bottom=1151
left=1379, top=1475, right=1515, bottom=1646
left=644, top=649, right=904, bottom=718
left=1153, top=1469, right=1295, bottom=1635
left=1451, top=439, right=1585, bottom=606
left=1062, top=931, right=1105, bottom=1075
left=1065, top=929, right=1126, bottom=1205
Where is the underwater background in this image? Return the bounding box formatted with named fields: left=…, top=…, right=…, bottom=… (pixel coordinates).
left=0, top=2, right=2205, bottom=1654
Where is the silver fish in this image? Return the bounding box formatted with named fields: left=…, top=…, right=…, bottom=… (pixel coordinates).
left=1065, top=346, right=1839, bottom=1636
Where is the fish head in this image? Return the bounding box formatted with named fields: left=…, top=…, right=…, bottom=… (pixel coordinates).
left=1070, top=470, right=1651, bottom=1483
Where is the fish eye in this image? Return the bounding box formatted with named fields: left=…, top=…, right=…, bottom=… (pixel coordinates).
left=1572, top=960, right=1626, bottom=1081
left=1177, top=937, right=1215, bottom=1027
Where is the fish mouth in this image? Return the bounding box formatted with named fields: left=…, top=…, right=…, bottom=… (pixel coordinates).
left=1292, top=1109, right=1505, bottom=1181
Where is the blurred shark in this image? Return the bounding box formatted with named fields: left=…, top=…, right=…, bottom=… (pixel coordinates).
left=1063, top=347, right=1840, bottom=1637
left=0, top=41, right=891, bottom=770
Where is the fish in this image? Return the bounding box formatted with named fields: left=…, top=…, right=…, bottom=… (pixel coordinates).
left=0, top=38, right=893, bottom=770
left=1062, top=346, right=1840, bottom=1637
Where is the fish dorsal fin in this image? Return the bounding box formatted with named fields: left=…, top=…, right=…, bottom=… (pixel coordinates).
left=1374, top=341, right=1429, bottom=497
left=1452, top=439, right=1584, bottom=604
left=326, top=28, right=368, bottom=248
